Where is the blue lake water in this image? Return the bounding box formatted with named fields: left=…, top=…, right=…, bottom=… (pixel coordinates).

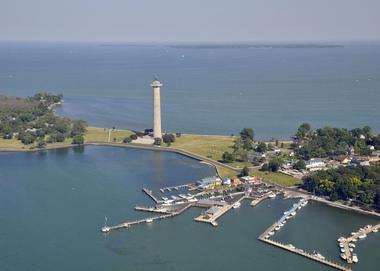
left=1, top=42, right=380, bottom=139
left=0, top=146, right=379, bottom=271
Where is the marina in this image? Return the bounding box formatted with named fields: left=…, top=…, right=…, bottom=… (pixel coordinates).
left=258, top=198, right=352, bottom=271
left=337, top=223, right=380, bottom=264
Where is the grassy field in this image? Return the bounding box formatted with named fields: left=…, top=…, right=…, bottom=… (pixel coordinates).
left=171, top=134, right=235, bottom=162
left=250, top=168, right=302, bottom=187
left=0, top=138, right=28, bottom=150
left=0, top=127, right=134, bottom=151
left=84, top=127, right=133, bottom=143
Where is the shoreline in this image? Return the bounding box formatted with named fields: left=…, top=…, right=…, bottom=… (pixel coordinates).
left=1, top=141, right=379, bottom=218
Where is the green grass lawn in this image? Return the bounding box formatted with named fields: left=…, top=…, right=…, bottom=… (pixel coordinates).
left=0, top=127, right=134, bottom=151
left=84, top=127, right=133, bottom=143
left=170, top=134, right=235, bottom=161
left=250, top=168, right=302, bottom=187
left=0, top=138, right=28, bottom=150
left=84, top=127, right=133, bottom=142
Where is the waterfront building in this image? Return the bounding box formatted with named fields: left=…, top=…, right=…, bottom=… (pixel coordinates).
left=150, top=79, right=163, bottom=139
left=305, top=158, right=326, bottom=171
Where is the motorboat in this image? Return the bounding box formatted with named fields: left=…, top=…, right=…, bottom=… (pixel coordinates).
left=233, top=202, right=241, bottom=208
left=352, top=254, right=359, bottom=263
left=340, top=253, right=347, bottom=260
left=146, top=218, right=153, bottom=223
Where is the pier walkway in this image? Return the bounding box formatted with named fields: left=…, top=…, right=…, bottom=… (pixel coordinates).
left=259, top=238, right=352, bottom=271
left=142, top=187, right=163, bottom=204
left=194, top=196, right=247, bottom=226
left=102, top=204, right=193, bottom=233
left=258, top=198, right=351, bottom=271
left=339, top=223, right=380, bottom=264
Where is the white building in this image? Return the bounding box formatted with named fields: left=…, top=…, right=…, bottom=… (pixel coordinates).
left=305, top=158, right=326, bottom=171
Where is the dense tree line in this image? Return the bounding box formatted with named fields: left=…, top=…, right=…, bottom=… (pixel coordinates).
left=293, top=123, right=377, bottom=159
left=0, top=93, right=87, bottom=147
left=302, top=166, right=380, bottom=211
left=222, top=128, right=255, bottom=163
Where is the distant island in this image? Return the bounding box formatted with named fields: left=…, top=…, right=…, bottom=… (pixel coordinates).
left=171, top=43, right=344, bottom=49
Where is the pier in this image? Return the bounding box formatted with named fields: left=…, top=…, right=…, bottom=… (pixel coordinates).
left=257, top=198, right=351, bottom=271
left=258, top=238, right=352, bottom=271
left=160, top=183, right=192, bottom=192
left=194, top=196, right=247, bottom=226
left=338, top=223, right=380, bottom=264
left=142, top=187, right=163, bottom=203
left=102, top=204, right=193, bottom=233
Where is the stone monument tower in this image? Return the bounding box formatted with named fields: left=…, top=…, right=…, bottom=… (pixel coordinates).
left=150, top=79, right=162, bottom=139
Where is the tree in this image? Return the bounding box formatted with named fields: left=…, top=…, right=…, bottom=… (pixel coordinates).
left=72, top=135, right=84, bottom=145
left=123, top=137, right=132, bottom=143
left=222, top=151, right=234, bottom=163
left=240, top=128, right=254, bottom=141
left=256, top=142, right=267, bottom=153
left=295, top=123, right=312, bottom=139
left=162, top=134, right=175, bottom=144
left=37, top=139, right=46, bottom=149
left=70, top=120, right=87, bottom=137
left=240, top=166, right=250, bottom=177
left=268, top=158, right=283, bottom=172
left=293, top=160, right=306, bottom=170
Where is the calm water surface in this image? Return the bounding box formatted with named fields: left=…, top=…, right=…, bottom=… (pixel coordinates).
left=1, top=42, right=380, bottom=138
left=0, top=146, right=379, bottom=271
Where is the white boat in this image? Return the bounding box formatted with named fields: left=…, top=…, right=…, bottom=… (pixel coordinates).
left=372, top=228, right=378, bottom=233
left=337, top=237, right=345, bottom=242
left=351, top=232, right=357, bottom=236
left=269, top=231, right=275, bottom=236
left=301, top=201, right=308, bottom=207
left=275, top=226, right=281, bottom=231
left=283, top=211, right=289, bottom=215
left=268, top=193, right=276, bottom=198
left=314, top=253, right=325, bottom=260
left=146, top=218, right=153, bottom=223
left=101, top=227, right=110, bottom=233
left=233, top=202, right=241, bottom=208
left=358, top=234, right=367, bottom=239
left=162, top=197, right=169, bottom=201
left=349, top=248, right=354, bottom=252
left=179, top=194, right=187, bottom=199
left=352, top=254, right=359, bottom=263
left=339, top=243, right=344, bottom=248
left=340, top=248, right=345, bottom=253
left=290, top=211, right=296, bottom=216
left=340, top=253, right=347, bottom=260
left=349, top=243, right=356, bottom=248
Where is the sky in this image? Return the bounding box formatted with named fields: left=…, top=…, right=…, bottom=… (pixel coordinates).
left=1, top=0, right=380, bottom=43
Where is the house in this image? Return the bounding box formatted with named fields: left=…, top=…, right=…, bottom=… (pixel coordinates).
left=197, top=176, right=221, bottom=189
left=351, top=157, right=370, bottom=166
left=221, top=176, right=231, bottom=186
left=305, top=158, right=326, bottom=171
left=240, top=176, right=259, bottom=183
left=334, top=155, right=351, bottom=165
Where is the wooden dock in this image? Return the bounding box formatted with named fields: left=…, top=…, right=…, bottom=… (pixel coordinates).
left=339, top=223, right=380, bottom=264
left=134, top=206, right=171, bottom=214
left=257, top=198, right=351, bottom=271
left=250, top=192, right=273, bottom=207
left=160, top=184, right=191, bottom=192
left=142, top=187, right=163, bottom=203
left=102, top=204, right=193, bottom=233
left=258, top=237, right=352, bottom=271
left=194, top=196, right=246, bottom=226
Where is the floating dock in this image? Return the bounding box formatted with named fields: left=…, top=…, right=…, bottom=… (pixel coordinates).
left=259, top=237, right=352, bottom=271
left=194, top=196, right=246, bottom=226
left=102, top=204, right=193, bottom=233
left=258, top=198, right=351, bottom=271
left=339, top=223, right=380, bottom=264
left=142, top=187, right=163, bottom=203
